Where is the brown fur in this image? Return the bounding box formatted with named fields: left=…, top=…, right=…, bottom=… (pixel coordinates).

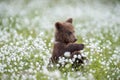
left=51, top=18, right=85, bottom=67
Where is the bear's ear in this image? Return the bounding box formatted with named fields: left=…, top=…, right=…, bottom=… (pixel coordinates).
left=66, top=18, right=73, bottom=23
left=55, top=22, right=62, bottom=30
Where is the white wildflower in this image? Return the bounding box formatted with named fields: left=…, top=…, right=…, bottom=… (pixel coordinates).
left=73, top=55, right=77, bottom=58
left=56, top=64, right=60, bottom=67
left=78, top=55, right=81, bottom=59
left=64, top=52, right=71, bottom=57
left=69, top=59, right=73, bottom=64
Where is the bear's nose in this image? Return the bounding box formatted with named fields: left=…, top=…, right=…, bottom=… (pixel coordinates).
left=74, top=39, right=77, bottom=42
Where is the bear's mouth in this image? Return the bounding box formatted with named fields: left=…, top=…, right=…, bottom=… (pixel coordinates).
left=65, top=39, right=77, bottom=43
left=73, top=39, right=77, bottom=42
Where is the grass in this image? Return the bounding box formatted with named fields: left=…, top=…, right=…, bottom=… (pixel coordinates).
left=0, top=0, right=120, bottom=80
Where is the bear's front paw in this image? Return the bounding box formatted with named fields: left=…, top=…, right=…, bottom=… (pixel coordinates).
left=79, top=44, right=84, bottom=50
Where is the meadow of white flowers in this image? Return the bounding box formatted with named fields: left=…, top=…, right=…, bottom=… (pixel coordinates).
left=0, top=0, right=120, bottom=80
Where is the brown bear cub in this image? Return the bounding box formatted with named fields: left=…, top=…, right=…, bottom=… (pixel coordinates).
left=50, top=18, right=86, bottom=68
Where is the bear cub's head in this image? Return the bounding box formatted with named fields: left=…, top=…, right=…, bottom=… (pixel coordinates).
left=55, top=18, right=77, bottom=44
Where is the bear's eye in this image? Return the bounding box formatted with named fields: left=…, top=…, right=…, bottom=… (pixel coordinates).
left=67, top=31, right=72, bottom=35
